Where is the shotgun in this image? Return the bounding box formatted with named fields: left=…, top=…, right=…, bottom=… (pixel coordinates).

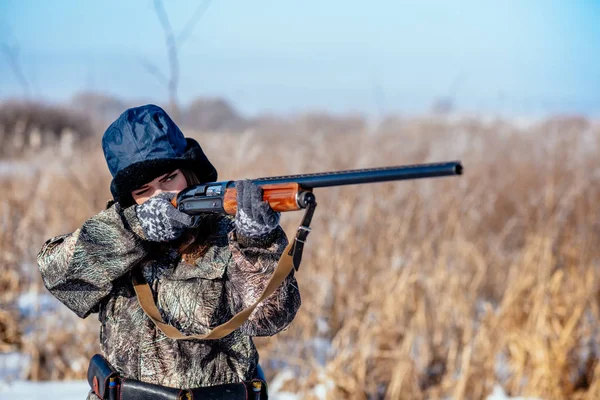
left=172, top=161, right=463, bottom=215
left=132, top=161, right=464, bottom=340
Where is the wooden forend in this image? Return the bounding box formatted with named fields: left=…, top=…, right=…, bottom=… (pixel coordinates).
left=223, top=182, right=304, bottom=215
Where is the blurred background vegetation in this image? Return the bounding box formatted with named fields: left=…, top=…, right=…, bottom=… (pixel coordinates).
left=1, top=1, right=599, bottom=399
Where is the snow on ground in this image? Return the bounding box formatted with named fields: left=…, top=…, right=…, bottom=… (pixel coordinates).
left=0, top=379, right=542, bottom=400
left=2, top=291, right=544, bottom=399
left=486, top=386, right=541, bottom=400
left=0, top=351, right=542, bottom=399
left=0, top=380, right=89, bottom=400
left=0, top=352, right=30, bottom=382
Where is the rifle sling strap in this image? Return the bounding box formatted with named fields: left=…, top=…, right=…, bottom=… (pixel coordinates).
left=132, top=201, right=316, bottom=341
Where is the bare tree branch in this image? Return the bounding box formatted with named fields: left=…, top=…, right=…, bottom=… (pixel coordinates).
left=177, top=0, right=212, bottom=47
left=148, top=0, right=212, bottom=121
left=153, top=0, right=180, bottom=119
left=448, top=72, right=465, bottom=98
left=2, top=43, right=31, bottom=98
left=370, top=73, right=386, bottom=120
left=138, top=56, right=169, bottom=85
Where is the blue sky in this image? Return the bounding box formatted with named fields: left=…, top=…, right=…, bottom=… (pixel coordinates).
left=1, top=0, right=599, bottom=116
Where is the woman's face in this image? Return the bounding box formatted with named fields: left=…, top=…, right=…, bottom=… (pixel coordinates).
left=131, top=168, right=189, bottom=205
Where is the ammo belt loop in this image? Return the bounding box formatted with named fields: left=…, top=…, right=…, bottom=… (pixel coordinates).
left=132, top=197, right=317, bottom=341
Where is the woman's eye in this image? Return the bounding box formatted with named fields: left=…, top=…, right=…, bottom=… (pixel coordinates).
left=165, top=173, right=177, bottom=181
left=134, top=189, right=149, bottom=196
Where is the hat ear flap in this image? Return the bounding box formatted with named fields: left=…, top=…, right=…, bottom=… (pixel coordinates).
left=183, top=138, right=218, bottom=182
left=110, top=170, right=136, bottom=207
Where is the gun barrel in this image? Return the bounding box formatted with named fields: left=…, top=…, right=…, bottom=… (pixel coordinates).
left=248, top=161, right=462, bottom=189
left=174, top=161, right=463, bottom=215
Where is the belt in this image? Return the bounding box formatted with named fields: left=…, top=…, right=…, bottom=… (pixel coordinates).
left=88, top=354, right=268, bottom=400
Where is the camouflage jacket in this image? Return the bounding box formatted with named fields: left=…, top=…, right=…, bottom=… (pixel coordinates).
left=37, top=203, right=301, bottom=397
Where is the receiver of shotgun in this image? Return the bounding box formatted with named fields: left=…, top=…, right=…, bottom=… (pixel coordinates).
left=172, top=161, right=463, bottom=215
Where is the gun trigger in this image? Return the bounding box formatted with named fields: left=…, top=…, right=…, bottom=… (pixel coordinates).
left=190, top=216, right=202, bottom=228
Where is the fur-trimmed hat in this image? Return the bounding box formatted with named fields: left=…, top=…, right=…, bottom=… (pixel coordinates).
left=102, top=104, right=217, bottom=207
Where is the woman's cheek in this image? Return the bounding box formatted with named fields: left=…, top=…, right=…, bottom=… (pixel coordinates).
left=134, top=194, right=151, bottom=205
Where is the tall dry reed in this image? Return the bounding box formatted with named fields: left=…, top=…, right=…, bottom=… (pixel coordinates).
left=0, top=115, right=599, bottom=399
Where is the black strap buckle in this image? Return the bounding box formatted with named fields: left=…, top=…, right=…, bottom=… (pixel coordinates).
left=288, top=191, right=317, bottom=271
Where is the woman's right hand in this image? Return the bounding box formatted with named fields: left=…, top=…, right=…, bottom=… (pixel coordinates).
left=136, top=192, right=195, bottom=242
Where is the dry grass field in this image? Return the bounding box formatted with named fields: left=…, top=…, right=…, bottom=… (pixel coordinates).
left=1, top=113, right=599, bottom=399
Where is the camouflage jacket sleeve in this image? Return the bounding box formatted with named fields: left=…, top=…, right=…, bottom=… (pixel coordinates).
left=37, top=203, right=148, bottom=318
left=224, top=217, right=302, bottom=337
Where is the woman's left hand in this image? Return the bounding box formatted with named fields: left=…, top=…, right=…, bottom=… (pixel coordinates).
left=234, top=180, right=280, bottom=238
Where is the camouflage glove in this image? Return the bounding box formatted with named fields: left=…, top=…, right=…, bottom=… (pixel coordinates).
left=135, top=192, right=194, bottom=242
left=235, top=180, right=280, bottom=238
